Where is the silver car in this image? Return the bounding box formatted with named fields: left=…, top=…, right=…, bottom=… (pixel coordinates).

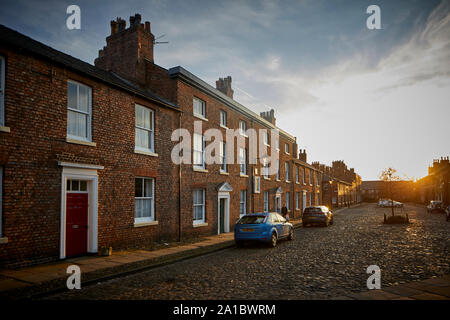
left=302, top=206, right=334, bottom=227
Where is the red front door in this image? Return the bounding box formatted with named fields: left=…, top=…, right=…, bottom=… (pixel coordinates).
left=66, top=193, right=88, bottom=257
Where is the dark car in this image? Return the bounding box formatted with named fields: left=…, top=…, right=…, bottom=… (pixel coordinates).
left=302, top=206, right=333, bottom=227
left=427, top=201, right=446, bottom=213
left=234, top=212, right=294, bottom=247
left=446, top=205, right=450, bottom=222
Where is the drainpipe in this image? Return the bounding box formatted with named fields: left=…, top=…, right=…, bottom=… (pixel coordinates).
left=178, top=112, right=182, bottom=242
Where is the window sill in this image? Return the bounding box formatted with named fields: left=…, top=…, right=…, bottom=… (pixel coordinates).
left=275, top=179, right=281, bottom=182
left=134, top=221, right=158, bottom=228
left=240, top=174, right=249, bottom=178
left=193, top=167, right=208, bottom=173
left=66, top=138, right=96, bottom=147
left=239, top=133, right=248, bottom=138
left=263, top=177, right=271, bottom=180
left=0, top=237, right=8, bottom=244
left=220, top=124, right=229, bottom=130
left=220, top=171, right=229, bottom=176
left=296, top=181, right=300, bottom=184
left=193, top=222, right=208, bottom=228
left=286, top=181, right=291, bottom=184
left=134, top=148, right=159, bottom=157
left=193, top=114, right=208, bottom=122
left=0, top=126, right=10, bottom=133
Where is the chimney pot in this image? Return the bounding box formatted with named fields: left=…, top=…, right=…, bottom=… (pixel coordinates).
left=145, top=21, right=151, bottom=32
left=110, top=20, right=118, bottom=35
left=117, top=18, right=126, bottom=31
left=135, top=13, right=142, bottom=25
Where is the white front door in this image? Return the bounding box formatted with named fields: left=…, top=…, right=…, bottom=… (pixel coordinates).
left=275, top=195, right=281, bottom=213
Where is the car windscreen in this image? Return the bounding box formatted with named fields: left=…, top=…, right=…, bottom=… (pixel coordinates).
left=303, top=207, right=323, bottom=214
left=238, top=216, right=267, bottom=224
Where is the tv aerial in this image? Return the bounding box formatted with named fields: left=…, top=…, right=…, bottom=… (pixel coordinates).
left=154, top=34, right=169, bottom=45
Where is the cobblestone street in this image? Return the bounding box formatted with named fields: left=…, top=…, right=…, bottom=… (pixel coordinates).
left=45, top=204, right=450, bottom=300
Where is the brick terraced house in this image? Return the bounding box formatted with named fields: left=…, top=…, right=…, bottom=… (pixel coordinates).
left=0, top=14, right=339, bottom=267
left=312, top=161, right=362, bottom=209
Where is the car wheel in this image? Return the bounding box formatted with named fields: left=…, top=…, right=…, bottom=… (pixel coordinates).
left=269, top=233, right=277, bottom=247
left=288, top=228, right=294, bottom=240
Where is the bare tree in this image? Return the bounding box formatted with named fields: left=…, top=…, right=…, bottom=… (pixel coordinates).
left=379, top=168, right=401, bottom=216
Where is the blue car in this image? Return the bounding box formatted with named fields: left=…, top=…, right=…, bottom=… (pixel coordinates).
left=234, top=212, right=294, bottom=247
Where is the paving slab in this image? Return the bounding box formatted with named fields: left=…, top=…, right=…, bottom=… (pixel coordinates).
left=382, top=285, right=424, bottom=297
left=410, top=293, right=450, bottom=300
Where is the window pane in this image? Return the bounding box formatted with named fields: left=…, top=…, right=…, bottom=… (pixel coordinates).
left=143, top=108, right=151, bottom=129
left=80, top=181, right=87, bottom=191
left=78, top=85, right=89, bottom=112
left=135, top=128, right=151, bottom=149
left=72, top=180, right=79, bottom=191
left=77, top=113, right=87, bottom=138
left=135, top=178, right=143, bottom=197
left=67, top=179, right=71, bottom=191
left=67, top=110, right=77, bottom=136
left=68, top=82, right=78, bottom=109
left=135, top=106, right=144, bottom=127
left=144, top=179, right=152, bottom=198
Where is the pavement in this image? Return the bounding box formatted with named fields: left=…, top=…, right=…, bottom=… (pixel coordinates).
left=336, top=275, right=450, bottom=300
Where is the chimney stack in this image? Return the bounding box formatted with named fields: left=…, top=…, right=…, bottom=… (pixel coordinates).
left=260, top=109, right=276, bottom=126
left=299, top=149, right=307, bottom=162
left=216, top=76, right=234, bottom=99
left=95, top=14, right=155, bottom=85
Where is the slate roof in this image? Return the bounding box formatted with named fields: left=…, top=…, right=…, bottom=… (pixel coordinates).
left=0, top=24, right=179, bottom=111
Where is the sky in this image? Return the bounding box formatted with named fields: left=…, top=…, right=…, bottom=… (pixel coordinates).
left=1, top=0, right=449, bottom=180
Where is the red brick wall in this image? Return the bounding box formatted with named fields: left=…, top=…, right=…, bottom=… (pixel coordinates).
left=0, top=46, right=180, bottom=267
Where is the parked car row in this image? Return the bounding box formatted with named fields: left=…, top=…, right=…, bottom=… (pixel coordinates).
left=378, top=199, right=404, bottom=208
left=234, top=206, right=334, bottom=247
left=427, top=200, right=446, bottom=214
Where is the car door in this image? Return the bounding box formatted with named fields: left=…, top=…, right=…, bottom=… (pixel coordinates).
left=277, top=213, right=289, bottom=237
left=271, top=213, right=283, bottom=237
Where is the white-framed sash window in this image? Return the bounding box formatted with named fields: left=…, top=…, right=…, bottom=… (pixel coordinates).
left=0, top=166, right=3, bottom=237
left=193, top=133, right=206, bottom=169
left=135, top=177, right=155, bottom=223
left=239, top=120, right=247, bottom=136
left=240, top=190, right=247, bottom=217
left=193, top=97, right=206, bottom=118
left=303, top=167, right=306, bottom=184
left=0, top=56, right=5, bottom=127
left=285, top=162, right=290, bottom=182
left=239, top=148, right=247, bottom=175
left=296, top=192, right=300, bottom=210
left=135, top=104, right=154, bottom=153
left=220, top=110, right=227, bottom=127
left=67, top=80, right=92, bottom=141
left=264, top=191, right=269, bottom=212
left=220, top=141, right=227, bottom=172
left=276, top=159, right=280, bottom=180
left=193, top=189, right=205, bottom=224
